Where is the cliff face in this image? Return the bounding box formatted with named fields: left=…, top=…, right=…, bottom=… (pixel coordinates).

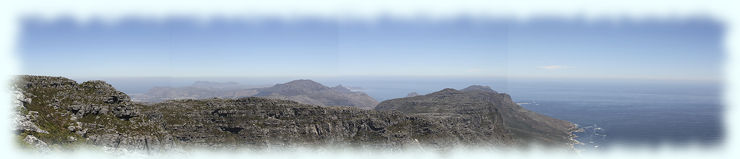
left=141, top=98, right=510, bottom=149
left=13, top=75, right=518, bottom=152
left=376, top=85, right=577, bottom=147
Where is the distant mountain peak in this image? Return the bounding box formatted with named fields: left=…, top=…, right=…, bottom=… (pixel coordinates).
left=461, top=85, right=497, bottom=93
left=283, top=79, right=325, bottom=88
left=427, top=88, right=461, bottom=96
left=286, top=79, right=317, bottom=83
left=255, top=79, right=379, bottom=108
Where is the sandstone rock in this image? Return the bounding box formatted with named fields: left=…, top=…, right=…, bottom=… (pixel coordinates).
left=12, top=89, right=48, bottom=134
left=15, top=113, right=49, bottom=134
left=24, top=135, right=50, bottom=152
left=68, top=136, right=77, bottom=142
left=112, top=105, right=138, bottom=120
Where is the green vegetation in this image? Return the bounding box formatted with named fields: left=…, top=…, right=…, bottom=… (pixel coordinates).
left=14, top=76, right=162, bottom=149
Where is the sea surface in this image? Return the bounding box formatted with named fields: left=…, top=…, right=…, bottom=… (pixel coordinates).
left=98, top=77, right=724, bottom=151
left=501, top=80, right=723, bottom=151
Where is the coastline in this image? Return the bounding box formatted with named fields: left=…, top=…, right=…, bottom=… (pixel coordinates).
left=568, top=123, right=585, bottom=151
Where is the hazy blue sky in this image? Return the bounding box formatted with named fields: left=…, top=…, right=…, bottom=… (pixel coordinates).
left=19, top=17, right=723, bottom=81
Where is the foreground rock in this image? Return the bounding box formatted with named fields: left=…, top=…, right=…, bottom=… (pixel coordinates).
left=12, top=75, right=169, bottom=151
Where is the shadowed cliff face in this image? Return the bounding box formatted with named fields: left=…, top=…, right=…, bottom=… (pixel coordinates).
left=375, top=86, right=578, bottom=147
left=13, top=75, right=529, bottom=152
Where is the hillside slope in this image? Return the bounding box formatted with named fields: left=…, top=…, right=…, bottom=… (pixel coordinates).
left=376, top=85, right=577, bottom=147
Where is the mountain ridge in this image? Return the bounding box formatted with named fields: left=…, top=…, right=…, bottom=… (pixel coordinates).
left=12, top=75, right=527, bottom=152
left=133, top=79, right=379, bottom=109
left=254, top=79, right=378, bottom=109
left=376, top=86, right=577, bottom=147
left=12, top=75, right=577, bottom=152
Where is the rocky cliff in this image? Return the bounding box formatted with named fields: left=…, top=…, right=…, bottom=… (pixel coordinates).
left=12, top=75, right=534, bottom=152
left=376, top=85, right=578, bottom=147
left=12, top=75, right=171, bottom=152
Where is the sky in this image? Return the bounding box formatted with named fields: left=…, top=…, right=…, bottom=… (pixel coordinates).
left=17, top=17, right=724, bottom=81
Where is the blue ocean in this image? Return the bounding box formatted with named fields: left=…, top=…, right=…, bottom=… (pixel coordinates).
left=101, top=77, right=723, bottom=151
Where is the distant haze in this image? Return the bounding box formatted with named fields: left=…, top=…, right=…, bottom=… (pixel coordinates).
left=73, top=76, right=719, bottom=102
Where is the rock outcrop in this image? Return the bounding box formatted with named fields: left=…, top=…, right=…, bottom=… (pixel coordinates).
left=23, top=135, right=50, bottom=152
left=376, top=85, right=578, bottom=147
left=12, top=75, right=169, bottom=151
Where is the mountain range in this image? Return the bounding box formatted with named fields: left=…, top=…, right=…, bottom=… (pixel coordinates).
left=132, top=79, right=378, bottom=109
left=12, top=75, right=578, bottom=152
